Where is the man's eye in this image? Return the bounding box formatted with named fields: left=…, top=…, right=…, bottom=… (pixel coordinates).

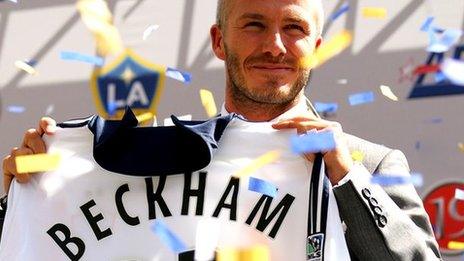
left=245, top=22, right=265, bottom=28
left=285, top=24, right=306, bottom=33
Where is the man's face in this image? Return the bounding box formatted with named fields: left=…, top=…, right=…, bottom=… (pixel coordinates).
left=216, top=0, right=321, bottom=105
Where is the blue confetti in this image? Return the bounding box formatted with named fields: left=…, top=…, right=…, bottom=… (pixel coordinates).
left=166, top=67, right=192, bottom=84
left=107, top=101, right=117, bottom=116
left=420, top=16, right=434, bottom=32
left=291, top=131, right=336, bottom=154
left=314, top=102, right=338, bottom=114
left=60, top=51, right=104, bottom=66
left=434, top=71, right=447, bottom=83
left=151, top=220, right=187, bottom=253
left=371, top=173, right=423, bottom=187
left=7, top=105, right=26, bottom=113
left=330, top=2, right=349, bottom=21
left=248, top=177, right=278, bottom=198
left=415, top=141, right=421, bottom=150
left=348, top=91, right=375, bottom=106
left=427, top=28, right=462, bottom=53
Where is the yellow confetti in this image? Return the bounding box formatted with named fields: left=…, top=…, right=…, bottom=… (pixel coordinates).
left=351, top=150, right=364, bottom=162
left=300, top=30, right=352, bottom=68
left=217, top=245, right=269, bottom=261
left=380, top=85, right=399, bottom=101
left=233, top=150, right=281, bottom=178
left=458, top=142, right=464, bottom=152
left=15, top=154, right=61, bottom=174
left=136, top=112, right=154, bottom=123
left=76, top=0, right=123, bottom=56
left=448, top=241, right=464, bottom=250
left=200, top=89, right=218, bottom=118
left=14, top=60, right=37, bottom=75
left=362, top=7, right=387, bottom=19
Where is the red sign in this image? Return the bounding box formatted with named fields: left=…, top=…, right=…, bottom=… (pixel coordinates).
left=423, top=182, right=464, bottom=255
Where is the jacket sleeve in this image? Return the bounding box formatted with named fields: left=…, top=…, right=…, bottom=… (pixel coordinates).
left=333, top=149, right=442, bottom=260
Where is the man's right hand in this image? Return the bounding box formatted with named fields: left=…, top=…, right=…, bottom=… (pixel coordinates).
left=2, top=117, right=57, bottom=194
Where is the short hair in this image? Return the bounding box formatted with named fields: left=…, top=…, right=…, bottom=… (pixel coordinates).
left=216, top=0, right=325, bottom=36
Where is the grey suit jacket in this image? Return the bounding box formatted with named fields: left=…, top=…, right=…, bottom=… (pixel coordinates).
left=333, top=134, right=442, bottom=261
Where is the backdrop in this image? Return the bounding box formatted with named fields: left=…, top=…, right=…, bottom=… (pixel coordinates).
left=0, top=0, right=462, bottom=259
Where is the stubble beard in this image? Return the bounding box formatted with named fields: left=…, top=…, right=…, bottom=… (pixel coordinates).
left=225, top=45, right=311, bottom=111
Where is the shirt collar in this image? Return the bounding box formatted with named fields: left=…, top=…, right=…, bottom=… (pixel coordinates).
left=220, top=97, right=315, bottom=123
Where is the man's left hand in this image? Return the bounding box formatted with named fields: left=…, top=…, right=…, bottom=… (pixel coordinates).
left=272, top=116, right=354, bottom=185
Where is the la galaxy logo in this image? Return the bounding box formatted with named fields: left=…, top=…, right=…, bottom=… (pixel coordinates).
left=91, top=49, right=166, bottom=119
left=307, top=233, right=324, bottom=260
left=408, top=45, right=464, bottom=99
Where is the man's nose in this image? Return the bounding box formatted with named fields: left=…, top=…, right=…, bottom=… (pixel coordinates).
left=262, top=30, right=287, bottom=57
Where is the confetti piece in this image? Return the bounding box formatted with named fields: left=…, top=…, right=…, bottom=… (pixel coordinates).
left=427, top=29, right=462, bottom=53
left=330, top=2, right=349, bottom=21
left=233, top=150, right=281, bottom=178
left=291, top=131, right=336, bottom=154
left=166, top=67, right=192, bottom=84
left=413, top=64, right=440, bottom=75
left=7, top=105, right=26, bottom=113
left=107, top=101, right=117, bottom=116
left=424, top=117, right=443, bottom=124
left=194, top=220, right=220, bottom=261
left=434, top=71, right=447, bottom=83
left=151, top=220, right=187, bottom=254
left=200, top=89, right=218, bottom=118
left=348, top=91, right=375, bottom=106
left=300, top=30, right=352, bottom=68
left=370, top=173, right=423, bottom=187
left=415, top=141, right=421, bottom=150
left=420, top=16, right=434, bottom=32
left=379, top=85, right=398, bottom=101
left=45, top=104, right=55, bottom=116
left=351, top=150, right=364, bottom=162
left=458, top=143, right=464, bottom=153
left=14, top=60, right=37, bottom=75
left=448, top=241, right=464, bottom=250
left=136, top=112, right=154, bottom=123
left=15, top=154, right=61, bottom=174
left=93, top=25, right=125, bottom=56
left=455, top=189, right=464, bottom=200
left=337, top=78, right=348, bottom=85
left=164, top=114, right=192, bottom=127
left=60, top=51, right=104, bottom=66
left=314, top=102, right=338, bottom=114
left=441, top=58, right=464, bottom=86
left=248, top=177, right=278, bottom=198
left=362, top=7, right=387, bottom=19
left=142, top=24, right=160, bottom=40
left=217, top=245, right=269, bottom=261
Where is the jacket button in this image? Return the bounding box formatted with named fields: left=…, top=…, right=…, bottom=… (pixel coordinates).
left=377, top=215, right=387, bottom=228
left=362, top=188, right=372, bottom=199
left=369, top=197, right=380, bottom=207
left=372, top=206, right=383, bottom=216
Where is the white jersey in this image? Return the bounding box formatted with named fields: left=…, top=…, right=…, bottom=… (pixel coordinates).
left=0, top=115, right=349, bottom=260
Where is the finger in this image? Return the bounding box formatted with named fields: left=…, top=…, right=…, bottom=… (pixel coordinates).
left=37, top=117, right=57, bottom=136
left=3, top=155, right=15, bottom=193
left=9, top=147, right=34, bottom=183
left=21, top=129, right=47, bottom=154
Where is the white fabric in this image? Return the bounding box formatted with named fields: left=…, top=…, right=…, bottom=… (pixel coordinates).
left=0, top=117, right=349, bottom=260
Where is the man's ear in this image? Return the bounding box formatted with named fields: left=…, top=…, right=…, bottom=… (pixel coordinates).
left=210, top=24, right=226, bottom=61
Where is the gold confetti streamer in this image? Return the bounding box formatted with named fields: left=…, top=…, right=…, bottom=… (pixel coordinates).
left=136, top=112, right=154, bottom=123
left=217, top=245, right=269, bottom=261
left=380, top=85, right=399, bottom=101
left=199, top=89, right=218, bottom=118
left=448, top=241, right=464, bottom=250
left=362, top=7, right=387, bottom=19
left=458, top=142, right=464, bottom=152
left=15, top=154, right=61, bottom=174
left=351, top=150, right=364, bottom=162
left=14, top=60, right=37, bottom=75
left=300, top=30, right=352, bottom=68
left=233, top=150, right=281, bottom=178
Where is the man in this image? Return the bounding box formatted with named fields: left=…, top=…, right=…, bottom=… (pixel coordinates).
left=2, top=0, right=441, bottom=259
